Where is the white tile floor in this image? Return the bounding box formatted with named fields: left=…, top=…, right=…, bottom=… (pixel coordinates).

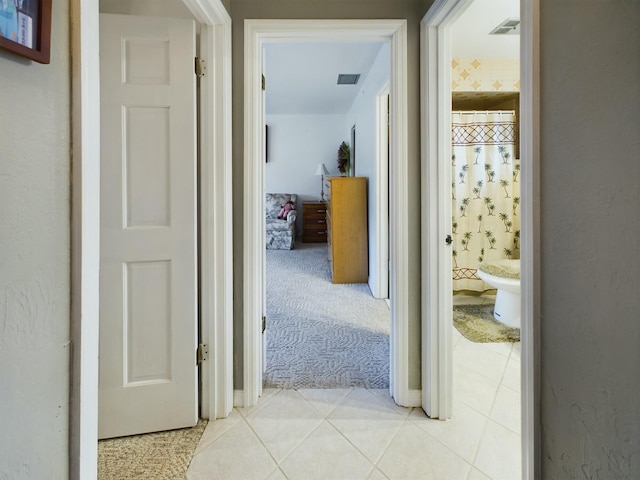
left=187, top=295, right=521, bottom=480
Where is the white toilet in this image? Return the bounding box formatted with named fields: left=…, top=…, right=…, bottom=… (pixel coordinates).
left=477, top=259, right=520, bottom=328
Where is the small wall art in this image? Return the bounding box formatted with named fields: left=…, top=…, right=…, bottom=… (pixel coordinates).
left=0, top=0, right=52, bottom=64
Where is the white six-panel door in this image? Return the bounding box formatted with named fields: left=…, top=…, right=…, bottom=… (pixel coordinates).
left=98, top=13, right=197, bottom=439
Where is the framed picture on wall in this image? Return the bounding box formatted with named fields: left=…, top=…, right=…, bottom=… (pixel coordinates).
left=350, top=125, right=356, bottom=176
left=0, top=0, right=52, bottom=64
left=265, top=124, right=269, bottom=162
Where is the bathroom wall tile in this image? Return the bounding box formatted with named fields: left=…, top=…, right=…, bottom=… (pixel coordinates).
left=377, top=422, right=471, bottom=480
left=474, top=420, right=521, bottom=480
left=280, top=422, right=374, bottom=480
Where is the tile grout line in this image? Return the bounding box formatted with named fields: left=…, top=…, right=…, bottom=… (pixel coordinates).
left=405, top=411, right=476, bottom=474
left=243, top=390, right=329, bottom=472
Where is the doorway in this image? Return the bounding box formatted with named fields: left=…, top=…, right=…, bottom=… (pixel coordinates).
left=70, top=0, right=232, bottom=475
left=421, top=0, right=540, bottom=478
left=262, top=40, right=392, bottom=389
left=243, top=19, right=415, bottom=408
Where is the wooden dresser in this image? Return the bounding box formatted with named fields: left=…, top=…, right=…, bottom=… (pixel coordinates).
left=302, top=201, right=328, bottom=243
left=326, top=177, right=368, bottom=283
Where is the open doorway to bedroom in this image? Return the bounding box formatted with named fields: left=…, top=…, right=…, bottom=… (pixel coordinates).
left=262, top=41, right=391, bottom=390
left=242, top=19, right=412, bottom=409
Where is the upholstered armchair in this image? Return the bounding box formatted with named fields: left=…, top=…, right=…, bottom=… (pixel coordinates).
left=265, top=193, right=297, bottom=249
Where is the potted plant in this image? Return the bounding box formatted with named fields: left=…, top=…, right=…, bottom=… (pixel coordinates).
left=337, top=141, right=350, bottom=176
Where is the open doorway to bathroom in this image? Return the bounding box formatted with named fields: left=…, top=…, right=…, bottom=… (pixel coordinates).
left=449, top=0, right=522, bottom=477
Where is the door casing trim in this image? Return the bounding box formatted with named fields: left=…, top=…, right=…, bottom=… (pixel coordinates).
left=420, top=0, right=540, bottom=477
left=69, top=0, right=233, bottom=477
left=243, top=19, right=413, bottom=407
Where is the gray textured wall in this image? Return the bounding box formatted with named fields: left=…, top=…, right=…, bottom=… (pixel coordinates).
left=539, top=0, right=640, bottom=476
left=0, top=1, right=71, bottom=478
left=230, top=0, right=429, bottom=389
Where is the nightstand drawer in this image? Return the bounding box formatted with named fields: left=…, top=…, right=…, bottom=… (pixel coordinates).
left=302, top=226, right=327, bottom=242
left=302, top=201, right=328, bottom=243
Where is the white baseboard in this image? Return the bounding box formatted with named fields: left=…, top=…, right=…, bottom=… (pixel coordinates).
left=233, top=390, right=244, bottom=408
left=405, top=389, right=422, bottom=407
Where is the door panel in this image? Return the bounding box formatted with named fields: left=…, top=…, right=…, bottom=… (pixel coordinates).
left=99, top=13, right=197, bottom=439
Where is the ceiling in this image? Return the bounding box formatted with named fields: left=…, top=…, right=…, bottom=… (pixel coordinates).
left=264, top=42, right=385, bottom=115
left=451, top=0, right=520, bottom=59
left=264, top=0, right=519, bottom=115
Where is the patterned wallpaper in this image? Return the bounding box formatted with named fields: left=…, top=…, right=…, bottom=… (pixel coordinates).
left=452, top=58, right=520, bottom=92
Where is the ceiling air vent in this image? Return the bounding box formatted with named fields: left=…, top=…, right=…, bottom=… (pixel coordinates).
left=490, top=18, right=520, bottom=35
left=337, top=74, right=361, bottom=85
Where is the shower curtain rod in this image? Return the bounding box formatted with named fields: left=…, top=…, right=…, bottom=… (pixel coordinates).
left=452, top=110, right=516, bottom=115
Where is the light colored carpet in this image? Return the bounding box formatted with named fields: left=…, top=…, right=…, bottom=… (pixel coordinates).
left=264, top=243, right=390, bottom=389
left=453, top=304, right=520, bottom=343
left=98, top=419, right=207, bottom=480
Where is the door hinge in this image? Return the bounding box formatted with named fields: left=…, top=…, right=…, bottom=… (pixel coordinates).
left=262, top=315, right=266, bottom=334
left=261, top=74, right=266, bottom=91
left=195, top=57, right=206, bottom=78
left=196, top=343, right=209, bottom=365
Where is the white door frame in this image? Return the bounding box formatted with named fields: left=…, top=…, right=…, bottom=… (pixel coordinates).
left=243, top=19, right=415, bottom=408
left=69, top=0, right=233, bottom=478
left=420, top=0, right=540, bottom=478
left=374, top=83, right=390, bottom=300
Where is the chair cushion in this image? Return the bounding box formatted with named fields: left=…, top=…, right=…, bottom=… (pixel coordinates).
left=265, top=193, right=297, bottom=220
left=266, top=219, right=294, bottom=232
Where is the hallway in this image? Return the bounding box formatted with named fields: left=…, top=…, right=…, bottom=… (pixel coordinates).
left=187, top=331, right=520, bottom=479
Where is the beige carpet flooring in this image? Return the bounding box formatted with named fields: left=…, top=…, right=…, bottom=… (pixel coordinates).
left=264, top=243, right=390, bottom=388
left=98, top=419, right=207, bottom=479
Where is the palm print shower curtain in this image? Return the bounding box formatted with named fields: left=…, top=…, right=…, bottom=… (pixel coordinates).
left=452, top=110, right=520, bottom=292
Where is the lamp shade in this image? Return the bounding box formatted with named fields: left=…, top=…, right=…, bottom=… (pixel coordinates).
left=315, top=163, right=329, bottom=176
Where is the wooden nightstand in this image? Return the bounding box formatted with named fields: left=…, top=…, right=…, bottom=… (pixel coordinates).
left=302, top=201, right=328, bottom=243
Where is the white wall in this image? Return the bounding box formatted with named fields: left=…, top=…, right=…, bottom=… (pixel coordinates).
left=265, top=114, right=346, bottom=235
left=0, top=1, right=71, bottom=478
left=345, top=43, right=390, bottom=297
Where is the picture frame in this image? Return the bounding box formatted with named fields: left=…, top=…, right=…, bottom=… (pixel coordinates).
left=265, top=124, right=269, bottom=162
left=0, top=0, right=52, bottom=64
left=350, top=124, right=356, bottom=176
